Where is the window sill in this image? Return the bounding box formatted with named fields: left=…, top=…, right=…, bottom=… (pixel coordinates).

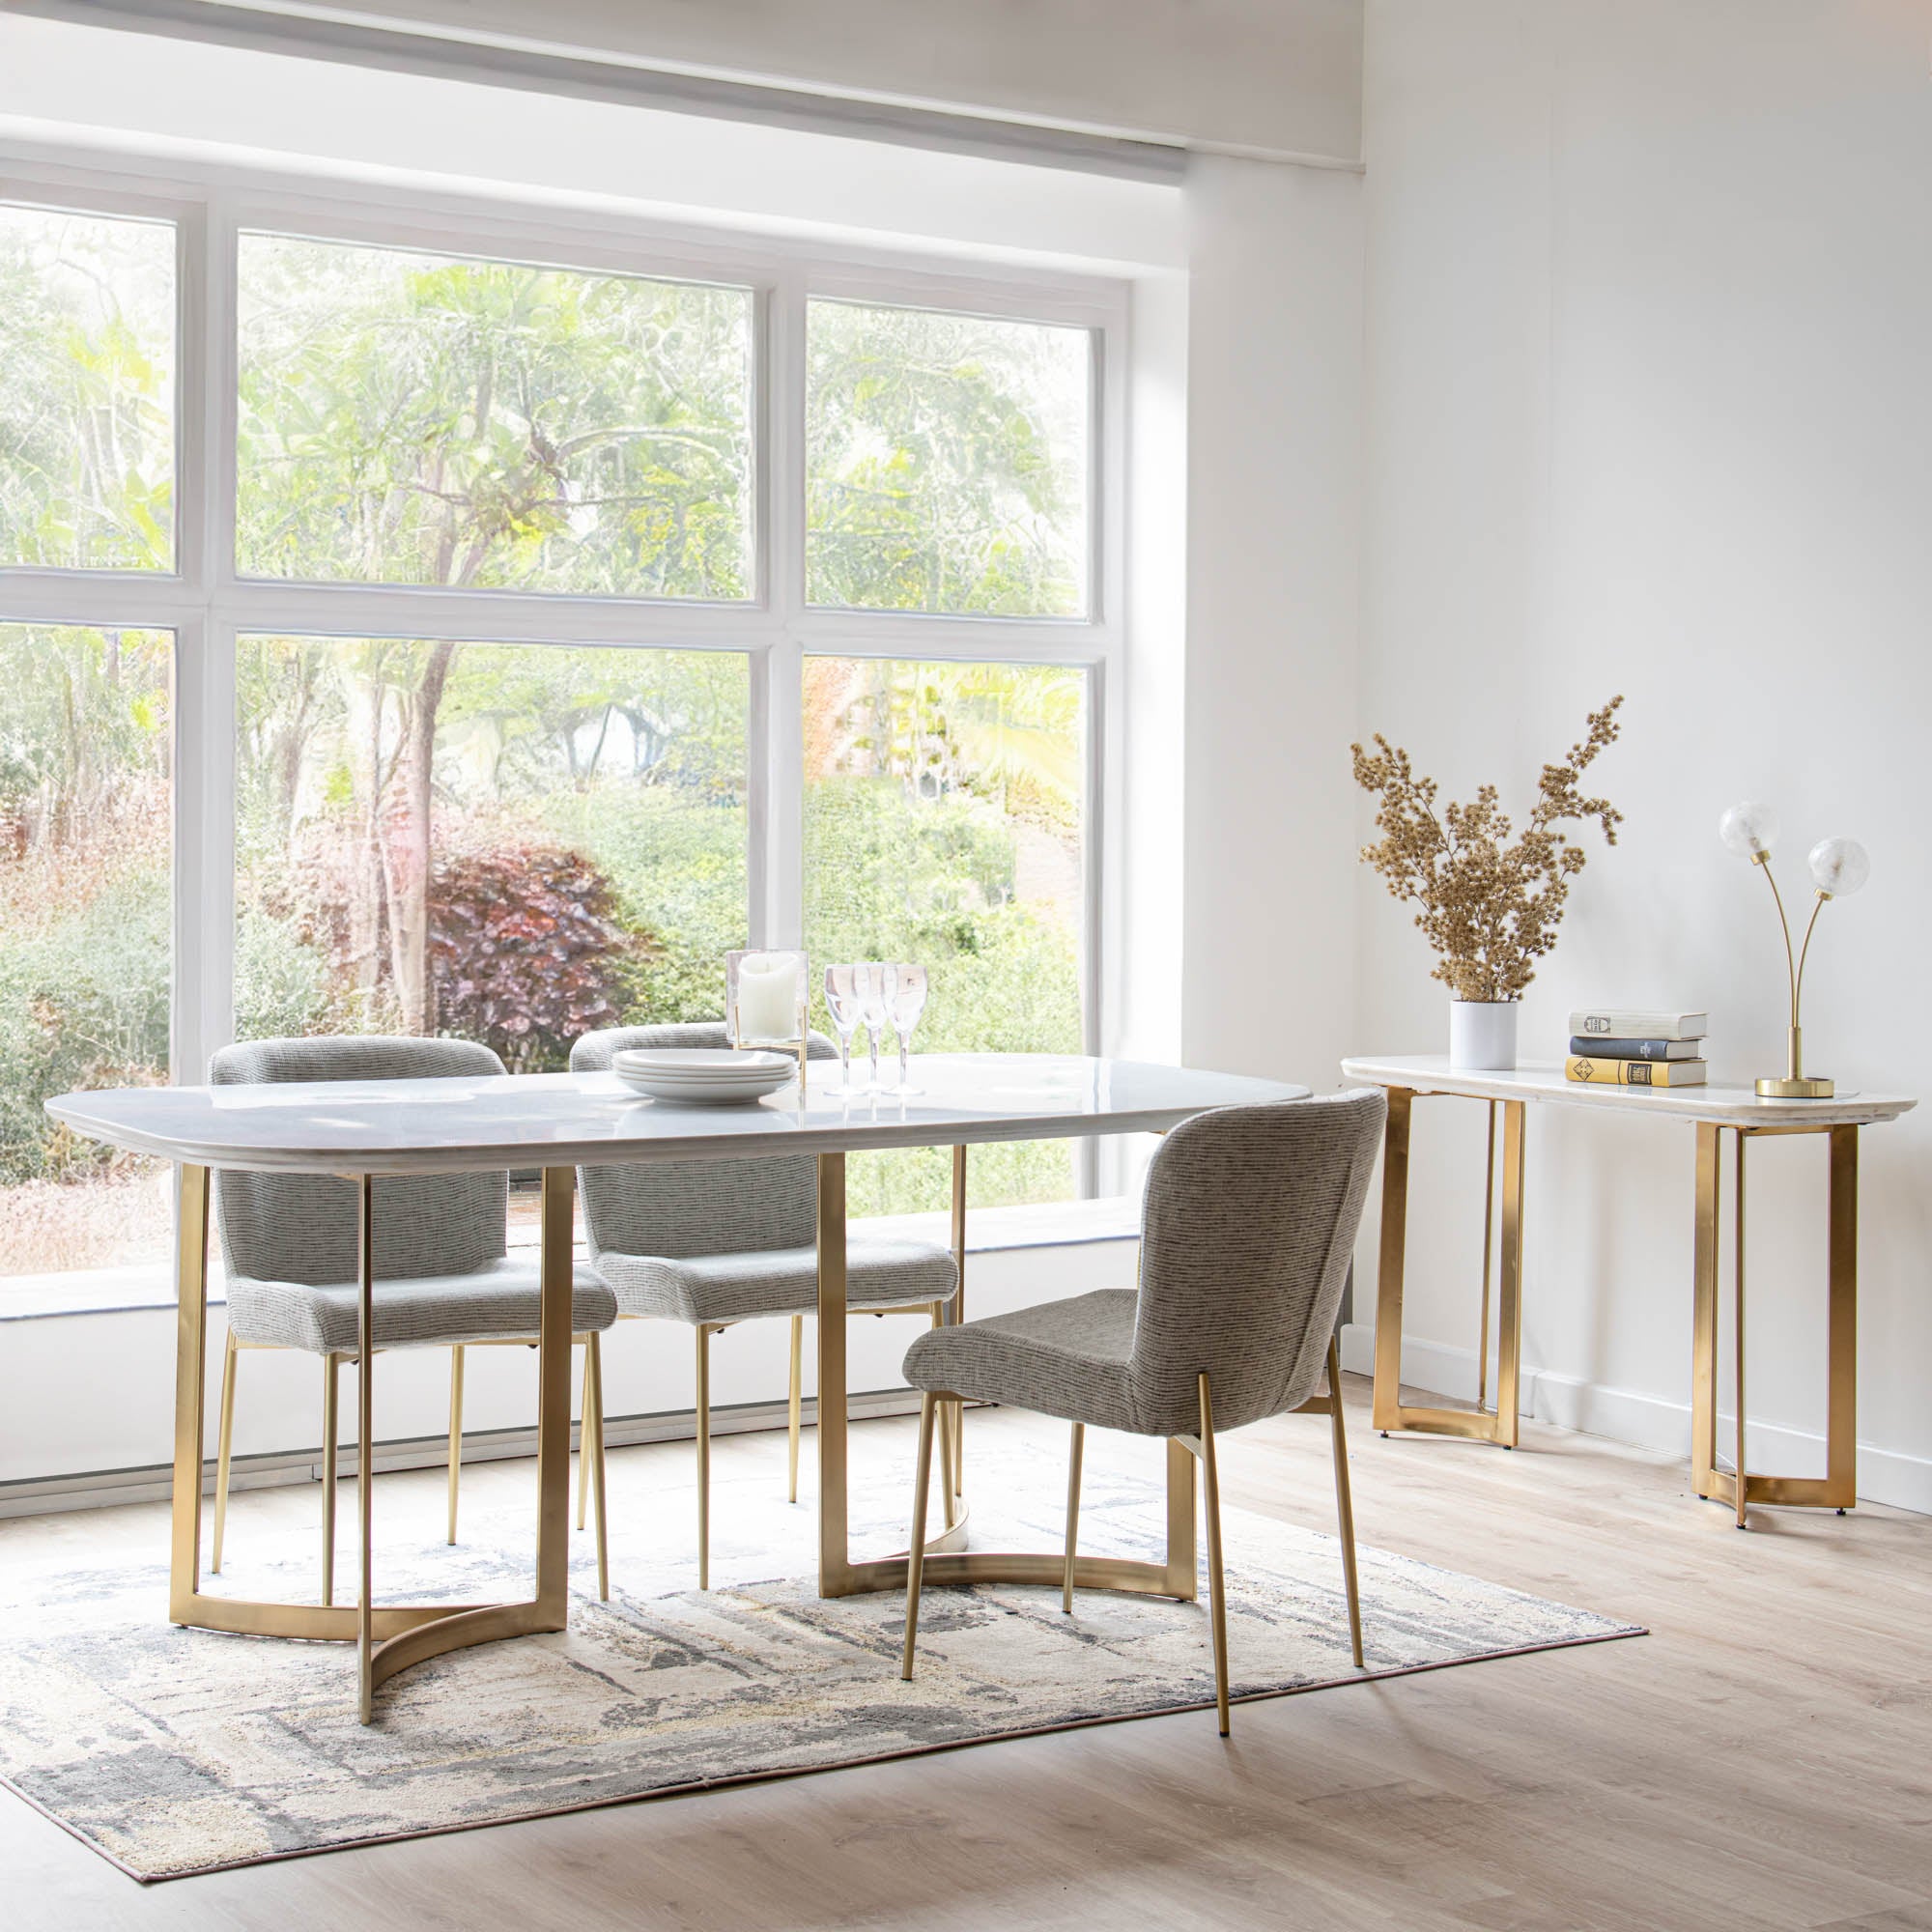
left=0, top=1196, right=1141, bottom=1324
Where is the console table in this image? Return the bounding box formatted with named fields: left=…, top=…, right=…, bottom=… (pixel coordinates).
left=1339, top=1055, right=1914, bottom=1525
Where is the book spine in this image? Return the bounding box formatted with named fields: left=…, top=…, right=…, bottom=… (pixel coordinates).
left=1566, top=1037, right=1685, bottom=1061
left=1565, top=1055, right=1706, bottom=1088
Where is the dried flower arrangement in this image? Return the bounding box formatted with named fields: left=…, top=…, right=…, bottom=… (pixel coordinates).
left=1351, top=697, right=1625, bottom=1004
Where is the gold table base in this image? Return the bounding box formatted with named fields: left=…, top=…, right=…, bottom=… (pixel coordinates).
left=1367, top=1086, right=1861, bottom=1525
left=166, top=1135, right=1082, bottom=1721
left=170, top=1163, right=579, bottom=1722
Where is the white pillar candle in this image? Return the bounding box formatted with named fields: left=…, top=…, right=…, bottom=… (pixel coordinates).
left=737, top=952, right=799, bottom=1042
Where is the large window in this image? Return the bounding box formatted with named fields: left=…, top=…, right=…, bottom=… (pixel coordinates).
left=0, top=167, right=1122, bottom=1273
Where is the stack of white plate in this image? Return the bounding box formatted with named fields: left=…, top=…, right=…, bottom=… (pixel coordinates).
left=610, top=1047, right=798, bottom=1105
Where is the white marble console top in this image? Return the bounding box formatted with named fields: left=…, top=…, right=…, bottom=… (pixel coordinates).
left=1341, top=1055, right=1914, bottom=1128
left=47, top=1054, right=1311, bottom=1176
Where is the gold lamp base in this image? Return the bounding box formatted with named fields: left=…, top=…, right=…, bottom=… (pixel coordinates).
left=1757, top=1074, right=1834, bottom=1099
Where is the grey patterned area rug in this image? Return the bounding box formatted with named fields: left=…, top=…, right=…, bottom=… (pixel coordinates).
left=0, top=1441, right=1640, bottom=1883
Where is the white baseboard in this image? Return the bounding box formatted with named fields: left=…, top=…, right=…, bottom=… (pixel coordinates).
left=1339, top=1323, right=1932, bottom=1517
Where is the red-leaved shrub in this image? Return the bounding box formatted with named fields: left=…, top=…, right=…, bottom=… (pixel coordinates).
left=428, top=838, right=634, bottom=1072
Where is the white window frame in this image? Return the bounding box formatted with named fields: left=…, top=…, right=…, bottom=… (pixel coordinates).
left=0, top=143, right=1128, bottom=1194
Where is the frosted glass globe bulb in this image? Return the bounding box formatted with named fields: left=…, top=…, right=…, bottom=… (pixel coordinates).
left=1807, top=837, right=1869, bottom=897
left=1719, top=800, right=1778, bottom=859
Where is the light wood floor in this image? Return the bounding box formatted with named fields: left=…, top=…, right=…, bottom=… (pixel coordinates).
left=4, top=1379, right=1929, bottom=1932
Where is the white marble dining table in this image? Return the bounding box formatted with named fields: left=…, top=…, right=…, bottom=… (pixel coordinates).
left=47, top=1052, right=1309, bottom=1717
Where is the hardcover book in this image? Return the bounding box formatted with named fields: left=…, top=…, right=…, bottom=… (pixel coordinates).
left=1565, top=1054, right=1708, bottom=1088
left=1565, top=1036, right=1703, bottom=1061
left=1570, top=1009, right=1709, bottom=1041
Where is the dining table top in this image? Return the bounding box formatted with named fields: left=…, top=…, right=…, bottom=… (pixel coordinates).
left=45, top=1053, right=1314, bottom=1176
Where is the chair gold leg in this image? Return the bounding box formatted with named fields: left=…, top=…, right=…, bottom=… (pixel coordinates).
left=927, top=1302, right=959, bottom=1530
left=1327, top=1336, right=1365, bottom=1667
left=1063, top=1421, right=1084, bottom=1614
left=212, top=1332, right=239, bottom=1575
left=576, top=1342, right=592, bottom=1532
left=446, top=1345, right=465, bottom=1547
left=1197, top=1372, right=1231, bottom=1736
left=787, top=1315, right=804, bottom=1505
left=936, top=1392, right=959, bottom=1531
left=696, top=1324, right=713, bottom=1591
left=321, top=1352, right=339, bottom=1607
left=588, top=1330, right=610, bottom=1602
left=355, top=1174, right=376, bottom=1724
left=901, top=1391, right=938, bottom=1680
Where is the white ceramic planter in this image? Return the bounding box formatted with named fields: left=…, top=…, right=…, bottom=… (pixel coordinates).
left=1449, top=999, right=1519, bottom=1070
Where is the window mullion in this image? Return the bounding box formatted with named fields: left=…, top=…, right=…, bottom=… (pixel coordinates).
left=206, top=582, right=782, bottom=650
left=173, top=195, right=239, bottom=1080
left=202, top=195, right=241, bottom=600
left=170, top=198, right=209, bottom=598
left=762, top=264, right=809, bottom=952
left=171, top=609, right=237, bottom=1084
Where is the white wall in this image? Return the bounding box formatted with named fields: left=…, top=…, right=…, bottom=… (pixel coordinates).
left=223, top=0, right=1365, bottom=161
left=1352, top=0, right=1932, bottom=1509
left=1182, top=155, right=1365, bottom=1090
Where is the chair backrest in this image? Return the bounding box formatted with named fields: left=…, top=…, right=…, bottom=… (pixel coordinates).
left=1129, top=1089, right=1386, bottom=1436
left=570, top=1021, right=835, bottom=1262
left=209, top=1036, right=509, bottom=1288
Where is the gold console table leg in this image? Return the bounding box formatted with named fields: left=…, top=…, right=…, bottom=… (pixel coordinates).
left=1372, top=1089, right=1525, bottom=1448
left=1692, top=1122, right=1858, bottom=1525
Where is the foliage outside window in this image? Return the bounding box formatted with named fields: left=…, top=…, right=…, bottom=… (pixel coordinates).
left=0, top=624, right=173, bottom=1279
left=805, top=657, right=1087, bottom=1215
left=0, top=205, right=174, bottom=571
left=807, top=299, right=1090, bottom=617
left=235, top=639, right=749, bottom=1066
left=237, top=235, right=754, bottom=597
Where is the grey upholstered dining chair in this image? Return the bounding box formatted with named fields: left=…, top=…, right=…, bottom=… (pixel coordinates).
left=571, top=1020, right=960, bottom=1587
left=898, top=1088, right=1386, bottom=1734
left=207, top=1036, right=619, bottom=1604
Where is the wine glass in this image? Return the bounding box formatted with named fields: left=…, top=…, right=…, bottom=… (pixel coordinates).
left=856, top=961, right=891, bottom=1092
left=822, top=964, right=864, bottom=1094
left=886, top=963, right=928, bottom=1094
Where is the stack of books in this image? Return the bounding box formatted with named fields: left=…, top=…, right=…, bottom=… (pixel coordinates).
left=1566, top=1009, right=1709, bottom=1087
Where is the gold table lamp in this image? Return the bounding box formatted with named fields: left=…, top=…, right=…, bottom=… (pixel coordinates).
left=1719, top=801, right=1870, bottom=1098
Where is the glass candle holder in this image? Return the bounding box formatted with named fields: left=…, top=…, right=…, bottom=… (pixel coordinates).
left=724, top=949, right=810, bottom=1090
